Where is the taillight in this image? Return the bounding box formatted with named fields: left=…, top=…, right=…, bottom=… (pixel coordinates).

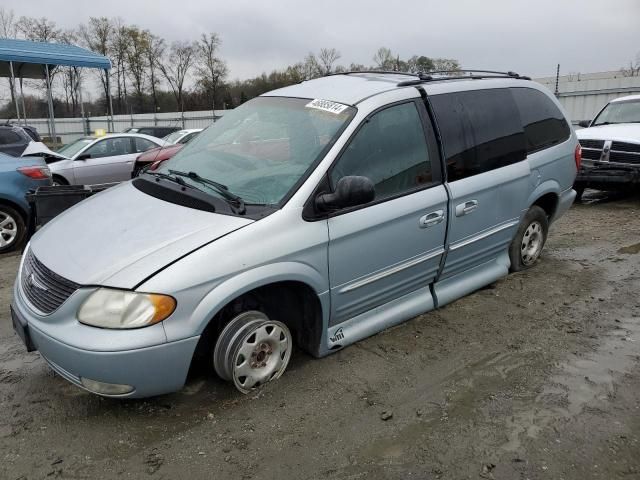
left=574, top=144, right=582, bottom=170
left=17, top=166, right=51, bottom=180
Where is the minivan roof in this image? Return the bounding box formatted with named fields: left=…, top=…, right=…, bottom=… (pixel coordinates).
left=265, top=72, right=537, bottom=106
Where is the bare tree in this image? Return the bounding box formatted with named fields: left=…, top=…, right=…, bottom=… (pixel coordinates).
left=125, top=26, right=149, bottom=111
left=0, top=8, right=19, bottom=118
left=111, top=19, right=131, bottom=113
left=317, top=48, right=341, bottom=75
left=16, top=16, right=60, bottom=42
left=195, top=33, right=228, bottom=112
left=59, top=30, right=83, bottom=115
left=144, top=32, right=165, bottom=112
left=373, top=47, right=395, bottom=70
left=620, top=52, right=640, bottom=77
left=78, top=17, right=113, bottom=108
left=158, top=41, right=196, bottom=115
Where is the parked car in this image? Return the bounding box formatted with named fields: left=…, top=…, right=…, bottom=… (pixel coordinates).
left=122, top=126, right=180, bottom=139
left=48, top=133, right=167, bottom=185
left=132, top=129, right=203, bottom=176
left=0, top=125, right=34, bottom=157
left=574, top=94, right=640, bottom=199
left=0, top=152, right=52, bottom=253
left=2, top=122, right=41, bottom=143
left=11, top=71, right=578, bottom=398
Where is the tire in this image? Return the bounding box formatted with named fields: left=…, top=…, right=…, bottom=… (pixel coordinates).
left=52, top=175, right=68, bottom=186
left=508, top=205, right=549, bottom=272
left=0, top=205, right=26, bottom=254
left=213, top=310, right=292, bottom=394
left=574, top=186, right=585, bottom=202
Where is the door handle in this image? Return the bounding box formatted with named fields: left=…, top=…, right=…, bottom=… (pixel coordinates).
left=419, top=210, right=444, bottom=228
left=455, top=200, right=478, bottom=217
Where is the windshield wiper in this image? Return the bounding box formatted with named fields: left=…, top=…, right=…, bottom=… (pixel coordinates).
left=145, top=170, right=191, bottom=188
left=168, top=169, right=246, bottom=214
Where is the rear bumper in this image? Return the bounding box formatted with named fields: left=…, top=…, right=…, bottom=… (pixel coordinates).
left=551, top=187, right=576, bottom=224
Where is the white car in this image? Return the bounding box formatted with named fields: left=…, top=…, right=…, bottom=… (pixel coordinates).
left=162, top=129, right=203, bottom=145
left=575, top=94, right=640, bottom=197
left=50, top=134, right=168, bottom=185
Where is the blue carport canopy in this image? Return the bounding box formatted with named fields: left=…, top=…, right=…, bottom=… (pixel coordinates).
left=0, top=38, right=113, bottom=142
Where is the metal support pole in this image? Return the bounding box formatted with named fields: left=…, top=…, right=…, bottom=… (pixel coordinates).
left=554, top=64, right=560, bottom=98
left=19, top=77, right=27, bottom=124
left=105, top=69, right=115, bottom=133
left=9, top=61, right=21, bottom=123
left=76, top=69, right=87, bottom=135
left=44, top=65, right=57, bottom=146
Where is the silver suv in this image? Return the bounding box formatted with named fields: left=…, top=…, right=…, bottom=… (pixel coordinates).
left=11, top=71, right=579, bottom=398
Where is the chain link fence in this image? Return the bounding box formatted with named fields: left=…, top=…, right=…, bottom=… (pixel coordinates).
left=2, top=109, right=227, bottom=145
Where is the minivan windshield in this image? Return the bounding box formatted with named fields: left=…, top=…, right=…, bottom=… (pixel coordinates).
left=592, top=100, right=640, bottom=126
left=157, top=97, right=355, bottom=205
left=56, top=137, right=95, bottom=158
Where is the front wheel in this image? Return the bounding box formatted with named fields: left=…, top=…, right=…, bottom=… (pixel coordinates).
left=213, top=311, right=292, bottom=394
left=509, top=206, right=549, bottom=272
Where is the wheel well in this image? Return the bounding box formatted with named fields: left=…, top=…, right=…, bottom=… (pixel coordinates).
left=0, top=198, right=28, bottom=222
left=195, top=281, right=323, bottom=361
left=52, top=174, right=68, bottom=185
left=532, top=192, right=558, bottom=218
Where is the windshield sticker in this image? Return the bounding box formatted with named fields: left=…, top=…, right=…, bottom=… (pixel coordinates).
left=305, top=99, right=349, bottom=114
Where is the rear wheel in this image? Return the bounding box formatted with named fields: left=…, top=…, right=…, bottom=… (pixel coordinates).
left=0, top=205, right=26, bottom=253
left=52, top=175, right=68, bottom=186
left=213, top=311, right=292, bottom=394
left=509, top=206, right=549, bottom=272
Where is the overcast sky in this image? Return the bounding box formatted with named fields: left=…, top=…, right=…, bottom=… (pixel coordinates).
left=2, top=0, right=640, bottom=80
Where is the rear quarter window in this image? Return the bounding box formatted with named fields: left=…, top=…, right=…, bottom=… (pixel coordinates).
left=429, top=88, right=526, bottom=182
left=510, top=87, right=570, bottom=154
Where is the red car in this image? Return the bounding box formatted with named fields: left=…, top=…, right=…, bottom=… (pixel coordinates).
left=132, top=128, right=202, bottom=176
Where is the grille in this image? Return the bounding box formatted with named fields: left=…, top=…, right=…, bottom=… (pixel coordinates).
left=609, top=151, right=640, bottom=164
left=582, top=149, right=602, bottom=160
left=579, top=139, right=605, bottom=149
left=611, top=142, right=640, bottom=154
left=20, top=250, right=80, bottom=314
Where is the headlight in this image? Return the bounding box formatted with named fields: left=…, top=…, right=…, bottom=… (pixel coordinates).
left=77, top=288, right=176, bottom=329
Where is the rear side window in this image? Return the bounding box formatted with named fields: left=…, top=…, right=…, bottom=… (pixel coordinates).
left=0, top=130, right=23, bottom=145
left=430, top=89, right=526, bottom=182
left=511, top=87, right=570, bottom=153
left=135, top=137, right=157, bottom=152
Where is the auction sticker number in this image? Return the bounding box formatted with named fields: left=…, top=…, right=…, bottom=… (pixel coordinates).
left=306, top=99, right=349, bottom=114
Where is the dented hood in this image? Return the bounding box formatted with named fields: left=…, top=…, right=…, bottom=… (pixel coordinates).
left=29, top=182, right=253, bottom=288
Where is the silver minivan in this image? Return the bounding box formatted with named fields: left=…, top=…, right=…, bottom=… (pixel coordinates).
left=11, top=71, right=579, bottom=398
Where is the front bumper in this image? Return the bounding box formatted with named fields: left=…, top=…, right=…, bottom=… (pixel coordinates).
left=574, top=161, right=640, bottom=190
left=11, top=279, right=200, bottom=398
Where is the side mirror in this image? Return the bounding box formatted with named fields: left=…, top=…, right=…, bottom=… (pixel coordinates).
left=76, top=153, right=91, bottom=161
left=578, top=120, right=591, bottom=128
left=315, top=176, right=375, bottom=212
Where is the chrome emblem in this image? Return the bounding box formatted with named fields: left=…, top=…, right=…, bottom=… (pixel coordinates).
left=27, top=273, right=48, bottom=292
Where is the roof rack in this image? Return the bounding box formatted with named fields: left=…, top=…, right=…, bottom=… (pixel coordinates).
left=325, top=70, right=419, bottom=78
left=396, top=69, right=531, bottom=86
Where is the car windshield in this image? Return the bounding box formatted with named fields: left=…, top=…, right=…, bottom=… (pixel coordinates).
left=163, top=131, right=186, bottom=144
left=592, top=100, right=640, bottom=126
left=157, top=97, right=355, bottom=205
left=56, top=138, right=95, bottom=158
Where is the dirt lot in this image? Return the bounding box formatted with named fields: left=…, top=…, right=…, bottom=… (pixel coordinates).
left=1, top=191, right=639, bottom=480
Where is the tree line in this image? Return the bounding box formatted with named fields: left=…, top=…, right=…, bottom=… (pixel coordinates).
left=0, top=8, right=460, bottom=119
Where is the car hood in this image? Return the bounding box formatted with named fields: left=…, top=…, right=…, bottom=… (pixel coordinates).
left=21, top=142, right=69, bottom=161
left=577, top=124, right=640, bottom=143
left=29, top=182, right=253, bottom=289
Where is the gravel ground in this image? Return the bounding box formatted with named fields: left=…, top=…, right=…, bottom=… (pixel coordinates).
left=1, top=191, right=639, bottom=480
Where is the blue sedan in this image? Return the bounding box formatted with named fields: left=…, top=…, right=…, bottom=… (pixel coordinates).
left=0, top=152, right=52, bottom=253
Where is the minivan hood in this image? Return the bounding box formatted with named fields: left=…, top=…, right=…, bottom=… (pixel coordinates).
left=577, top=123, right=640, bottom=143
left=29, top=182, right=253, bottom=289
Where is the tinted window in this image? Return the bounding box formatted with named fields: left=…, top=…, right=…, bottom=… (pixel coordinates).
left=430, top=89, right=526, bottom=182
left=0, top=130, right=23, bottom=145
left=331, top=101, right=433, bottom=201
left=86, top=137, right=134, bottom=158
left=135, top=137, right=157, bottom=152
left=511, top=87, right=570, bottom=153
